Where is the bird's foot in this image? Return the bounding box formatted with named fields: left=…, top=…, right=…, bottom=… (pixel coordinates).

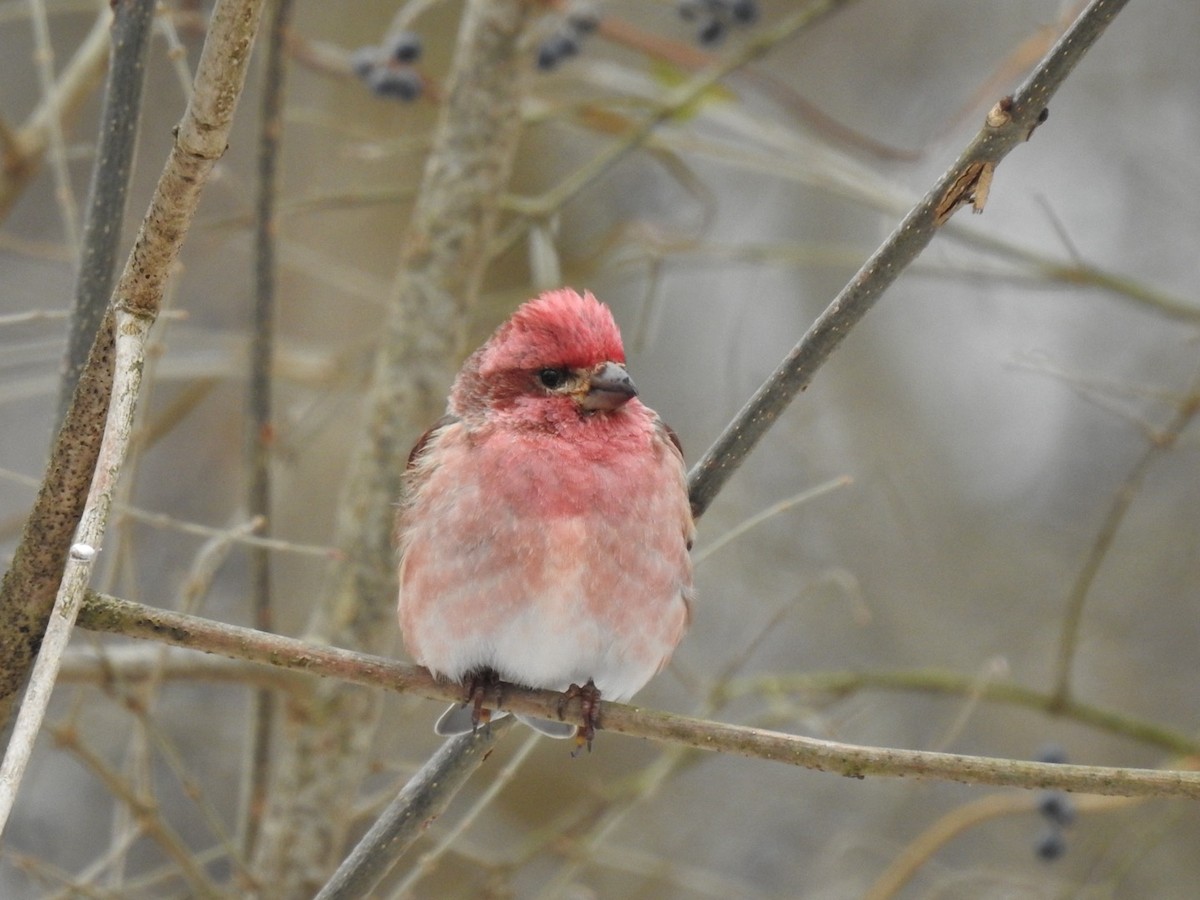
left=464, top=669, right=503, bottom=732
left=559, top=679, right=602, bottom=755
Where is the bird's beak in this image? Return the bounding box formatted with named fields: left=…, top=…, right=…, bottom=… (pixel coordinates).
left=580, top=361, right=638, bottom=411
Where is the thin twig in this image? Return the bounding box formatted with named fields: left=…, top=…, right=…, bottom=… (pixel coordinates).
left=390, top=730, right=542, bottom=897
left=686, top=0, right=1133, bottom=518
left=26, top=0, right=82, bottom=249
left=49, top=724, right=224, bottom=898
left=74, top=594, right=1200, bottom=800
left=98, top=689, right=253, bottom=888
left=719, top=668, right=1198, bottom=756
left=0, top=9, right=110, bottom=223
left=313, top=719, right=518, bottom=900
left=117, top=506, right=334, bottom=557
left=1051, top=381, right=1200, bottom=706
left=59, top=645, right=303, bottom=693
left=490, top=0, right=853, bottom=261
left=0, top=305, right=151, bottom=838
left=57, top=0, right=157, bottom=425
left=863, top=791, right=1140, bottom=900
left=0, top=463, right=330, bottom=555
left=692, top=475, right=850, bottom=565
left=94, top=517, right=266, bottom=888
left=241, top=0, right=296, bottom=861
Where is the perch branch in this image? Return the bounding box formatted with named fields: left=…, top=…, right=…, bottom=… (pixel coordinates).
left=75, top=593, right=1200, bottom=801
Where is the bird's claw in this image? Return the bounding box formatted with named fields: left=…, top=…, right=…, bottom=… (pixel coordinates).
left=559, top=679, right=602, bottom=755
left=464, top=669, right=503, bottom=733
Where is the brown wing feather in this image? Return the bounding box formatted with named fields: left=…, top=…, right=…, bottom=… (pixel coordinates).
left=407, top=414, right=458, bottom=471
left=662, top=421, right=684, bottom=459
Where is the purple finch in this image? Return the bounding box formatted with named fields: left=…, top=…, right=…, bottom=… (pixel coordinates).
left=397, top=288, right=694, bottom=744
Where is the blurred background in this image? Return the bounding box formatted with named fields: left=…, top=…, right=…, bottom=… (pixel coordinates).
left=1, top=0, right=1198, bottom=897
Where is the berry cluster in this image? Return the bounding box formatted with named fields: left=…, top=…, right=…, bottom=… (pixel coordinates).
left=350, top=30, right=424, bottom=102
left=1032, top=745, right=1077, bottom=862
left=676, top=0, right=758, bottom=46
left=536, top=2, right=602, bottom=71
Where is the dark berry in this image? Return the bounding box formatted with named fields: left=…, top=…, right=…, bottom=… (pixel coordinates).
left=1036, top=743, right=1068, bottom=765
left=697, top=17, right=725, bottom=46
left=1038, top=792, right=1077, bottom=828
left=556, top=32, right=580, bottom=58
left=386, top=30, right=423, bottom=64
left=349, top=46, right=380, bottom=79
left=566, top=2, right=600, bottom=34
left=1034, top=829, right=1067, bottom=861
left=537, top=41, right=562, bottom=71
left=536, top=32, right=579, bottom=71
left=730, top=0, right=758, bottom=23
left=366, top=67, right=422, bottom=102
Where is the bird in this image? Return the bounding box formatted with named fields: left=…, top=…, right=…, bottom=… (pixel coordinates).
left=396, top=288, right=694, bottom=747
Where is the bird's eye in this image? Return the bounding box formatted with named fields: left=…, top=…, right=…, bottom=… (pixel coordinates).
left=537, top=367, right=569, bottom=389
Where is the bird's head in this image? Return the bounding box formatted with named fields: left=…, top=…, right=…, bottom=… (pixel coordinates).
left=451, top=289, right=640, bottom=426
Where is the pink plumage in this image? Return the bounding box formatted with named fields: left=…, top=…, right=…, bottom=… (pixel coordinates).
left=396, top=288, right=694, bottom=741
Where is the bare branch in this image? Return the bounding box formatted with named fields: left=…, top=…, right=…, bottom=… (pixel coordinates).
left=0, top=305, right=151, bottom=838
left=1052, top=381, right=1200, bottom=705
left=0, top=0, right=267, bottom=728
left=314, top=720, right=517, bottom=900
left=491, top=0, right=854, bottom=260
left=686, top=0, right=1132, bottom=518
left=0, top=10, right=111, bottom=223
left=50, top=724, right=224, bottom=897
left=76, top=593, right=1200, bottom=801
left=241, top=0, right=296, bottom=860
left=58, top=0, right=156, bottom=423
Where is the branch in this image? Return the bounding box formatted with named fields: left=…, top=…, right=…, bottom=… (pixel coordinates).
left=491, top=0, right=854, bottom=260
left=0, top=10, right=111, bottom=222
left=686, top=0, right=1132, bottom=517
left=863, top=790, right=1139, bottom=900
left=49, top=724, right=225, bottom=898
left=241, top=0, right=296, bottom=860
left=57, top=0, right=156, bottom=424
left=314, top=719, right=517, bottom=900
left=0, top=304, right=151, bottom=838
left=0, top=0, right=267, bottom=743
left=721, top=669, right=1199, bottom=757
left=75, top=593, right=1200, bottom=801
left=249, top=2, right=535, bottom=891
left=1052, top=382, right=1200, bottom=705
